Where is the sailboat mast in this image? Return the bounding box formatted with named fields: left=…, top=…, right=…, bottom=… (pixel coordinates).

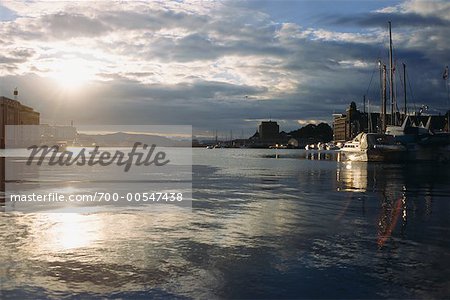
left=368, top=99, right=372, bottom=133
left=382, top=64, right=387, bottom=132
left=403, top=63, right=407, bottom=118
left=379, top=60, right=384, bottom=133
left=363, top=95, right=366, bottom=114
left=389, top=21, right=395, bottom=125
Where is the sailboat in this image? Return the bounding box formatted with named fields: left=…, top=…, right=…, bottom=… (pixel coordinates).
left=341, top=21, right=450, bottom=162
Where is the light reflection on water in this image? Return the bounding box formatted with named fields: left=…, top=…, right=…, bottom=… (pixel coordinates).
left=1, top=149, right=450, bottom=299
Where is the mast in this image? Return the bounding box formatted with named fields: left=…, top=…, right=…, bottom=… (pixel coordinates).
left=378, top=59, right=384, bottom=133
left=363, top=95, right=366, bottom=114
left=382, top=64, right=387, bottom=132
left=445, top=66, right=450, bottom=132
left=368, top=99, right=372, bottom=133
left=379, top=60, right=383, bottom=133
left=388, top=21, right=395, bottom=126
left=403, top=63, right=407, bottom=118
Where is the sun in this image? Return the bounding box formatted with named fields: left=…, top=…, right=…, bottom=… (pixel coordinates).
left=50, top=58, right=95, bottom=90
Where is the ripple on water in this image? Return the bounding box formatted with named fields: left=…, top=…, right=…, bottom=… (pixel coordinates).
left=1, top=149, right=449, bottom=299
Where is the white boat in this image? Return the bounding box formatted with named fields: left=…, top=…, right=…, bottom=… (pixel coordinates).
left=340, top=132, right=406, bottom=162
left=317, top=142, right=325, bottom=150
left=325, top=142, right=340, bottom=150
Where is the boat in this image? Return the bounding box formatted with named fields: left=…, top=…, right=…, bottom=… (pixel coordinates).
left=386, top=116, right=450, bottom=161
left=325, top=142, right=340, bottom=150
left=317, top=142, right=325, bottom=150
left=340, top=132, right=406, bottom=162
left=339, top=22, right=449, bottom=162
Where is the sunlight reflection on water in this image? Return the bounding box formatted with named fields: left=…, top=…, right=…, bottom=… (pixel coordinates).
left=1, top=149, right=449, bottom=299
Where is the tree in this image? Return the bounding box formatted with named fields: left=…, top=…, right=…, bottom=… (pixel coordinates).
left=288, top=123, right=333, bottom=142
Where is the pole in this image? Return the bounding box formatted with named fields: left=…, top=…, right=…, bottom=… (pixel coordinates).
left=382, top=64, right=387, bottom=133
left=446, top=73, right=449, bottom=132
left=388, top=21, right=395, bottom=126
left=379, top=60, right=383, bottom=133
left=443, top=65, right=450, bottom=132
left=368, top=99, right=372, bottom=133
left=363, top=95, right=366, bottom=114
left=403, top=63, right=407, bottom=119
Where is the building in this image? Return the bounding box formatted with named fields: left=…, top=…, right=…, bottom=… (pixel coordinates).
left=333, top=101, right=449, bottom=142
left=332, top=113, right=347, bottom=142
left=1, top=96, right=40, bottom=148
left=258, top=121, right=279, bottom=142
left=333, top=102, right=369, bottom=142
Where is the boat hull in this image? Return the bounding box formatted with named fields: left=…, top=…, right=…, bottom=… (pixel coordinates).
left=340, top=148, right=406, bottom=162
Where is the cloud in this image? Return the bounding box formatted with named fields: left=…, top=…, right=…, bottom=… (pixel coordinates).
left=100, top=9, right=210, bottom=32
left=332, top=12, right=450, bottom=28
left=297, top=119, right=328, bottom=126
left=41, top=12, right=110, bottom=39
left=0, top=0, right=449, bottom=135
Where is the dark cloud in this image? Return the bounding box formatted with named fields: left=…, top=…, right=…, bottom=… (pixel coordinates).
left=0, top=48, right=34, bottom=66
left=331, top=12, right=450, bottom=28
left=100, top=9, right=209, bottom=31
left=41, top=12, right=110, bottom=38
left=143, top=29, right=290, bottom=62
left=97, top=79, right=267, bottom=101
left=1, top=1, right=449, bottom=134
left=10, top=48, right=35, bottom=58
left=0, top=55, right=25, bottom=64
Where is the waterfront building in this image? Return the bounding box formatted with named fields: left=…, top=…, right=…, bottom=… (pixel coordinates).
left=0, top=96, right=40, bottom=148
left=333, top=101, right=448, bottom=142
left=333, top=102, right=378, bottom=142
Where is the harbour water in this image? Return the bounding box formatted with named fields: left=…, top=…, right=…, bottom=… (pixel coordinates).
left=1, top=149, right=450, bottom=299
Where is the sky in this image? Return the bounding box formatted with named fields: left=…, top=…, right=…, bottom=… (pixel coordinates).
left=0, top=0, right=449, bottom=138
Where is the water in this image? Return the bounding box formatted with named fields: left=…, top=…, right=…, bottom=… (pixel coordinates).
left=1, top=149, right=450, bottom=299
